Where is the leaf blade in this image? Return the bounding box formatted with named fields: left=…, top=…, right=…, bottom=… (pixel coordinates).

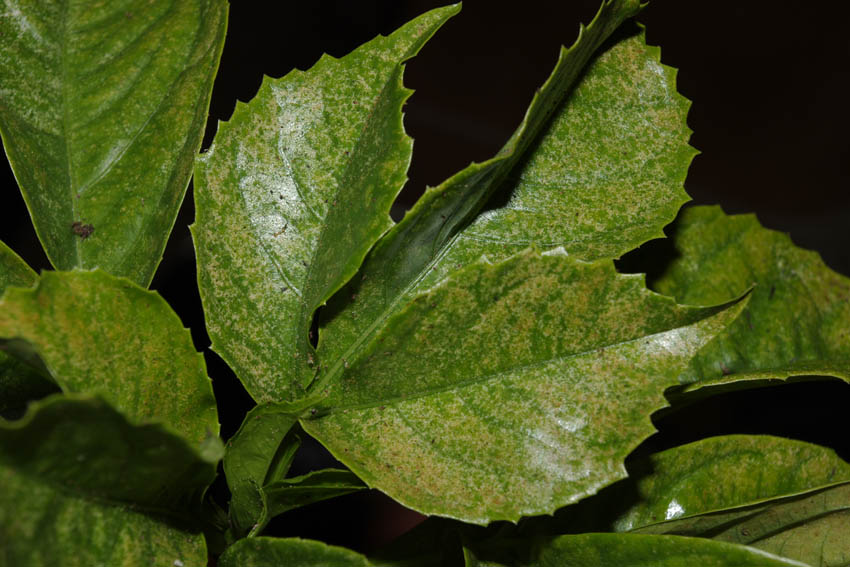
left=192, top=5, right=459, bottom=402
left=319, top=5, right=693, bottom=388
left=0, top=0, right=227, bottom=285
left=0, top=270, right=219, bottom=446
left=303, top=251, right=745, bottom=523
left=0, top=394, right=217, bottom=566
left=653, top=205, right=850, bottom=391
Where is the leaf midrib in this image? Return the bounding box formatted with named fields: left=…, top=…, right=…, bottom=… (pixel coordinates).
left=314, top=322, right=688, bottom=415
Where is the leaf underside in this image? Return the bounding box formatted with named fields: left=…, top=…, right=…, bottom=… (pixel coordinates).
left=0, top=0, right=227, bottom=285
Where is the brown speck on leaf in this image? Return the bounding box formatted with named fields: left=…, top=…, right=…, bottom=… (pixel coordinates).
left=740, top=527, right=750, bottom=537
left=71, top=221, right=94, bottom=239
left=720, top=363, right=731, bottom=376
left=344, top=151, right=349, bottom=156
left=273, top=225, right=287, bottom=237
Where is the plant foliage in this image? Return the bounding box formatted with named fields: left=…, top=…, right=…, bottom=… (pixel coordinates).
left=0, top=1, right=847, bottom=565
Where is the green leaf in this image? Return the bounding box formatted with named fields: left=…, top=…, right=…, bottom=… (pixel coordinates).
left=319, top=4, right=692, bottom=385
left=613, top=435, right=850, bottom=531
left=0, top=240, right=36, bottom=291
left=192, top=5, right=458, bottom=402
left=0, top=394, right=216, bottom=566
left=633, top=482, right=850, bottom=566
left=652, top=205, right=850, bottom=391
left=263, top=468, right=366, bottom=522
left=468, top=533, right=809, bottom=567
left=219, top=537, right=372, bottom=567
left=302, top=250, right=745, bottom=523
left=0, top=0, right=228, bottom=286
left=224, top=403, right=300, bottom=538
left=0, top=270, right=219, bottom=446
left=0, top=241, right=57, bottom=416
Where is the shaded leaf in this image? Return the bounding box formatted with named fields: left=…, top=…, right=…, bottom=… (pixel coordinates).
left=192, top=5, right=458, bottom=402
left=0, top=270, right=218, bottom=446
left=302, top=250, right=745, bottom=523
left=468, top=533, right=809, bottom=567
left=264, top=468, right=366, bottom=522
left=634, top=482, right=850, bottom=566
left=0, top=241, right=57, bottom=416
left=224, top=403, right=300, bottom=538
left=320, top=4, right=692, bottom=388
left=0, top=394, right=217, bottom=566
left=613, top=435, right=850, bottom=531
left=0, top=0, right=228, bottom=286
left=219, top=537, right=372, bottom=567
left=653, top=205, right=850, bottom=391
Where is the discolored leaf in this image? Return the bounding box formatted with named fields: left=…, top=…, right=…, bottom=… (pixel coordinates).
left=634, top=482, right=850, bottom=566
left=303, top=250, right=745, bottom=523
left=652, top=205, right=850, bottom=392
left=0, top=241, right=57, bottom=416
left=467, top=533, right=809, bottom=567
left=219, top=537, right=372, bottom=567
left=0, top=394, right=217, bottom=566
left=0, top=240, right=36, bottom=291
left=0, top=0, right=228, bottom=286
left=320, top=4, right=693, bottom=388
left=0, top=270, right=218, bottom=446
left=612, top=435, right=850, bottom=531
left=192, top=5, right=459, bottom=402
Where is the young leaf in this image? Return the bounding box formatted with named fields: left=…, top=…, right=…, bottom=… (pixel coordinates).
left=467, top=533, right=809, bottom=567
left=219, top=537, right=372, bottom=567
left=0, top=270, right=218, bottom=446
left=0, top=0, right=228, bottom=286
left=0, top=241, right=57, bottom=416
left=0, top=394, right=217, bottom=566
left=319, top=4, right=693, bottom=383
left=224, top=403, right=300, bottom=538
left=192, top=5, right=459, bottom=403
left=302, top=250, right=746, bottom=523
left=633, top=482, right=850, bottom=566
left=263, top=468, right=366, bottom=523
left=653, top=205, right=850, bottom=391
left=613, top=435, right=850, bottom=531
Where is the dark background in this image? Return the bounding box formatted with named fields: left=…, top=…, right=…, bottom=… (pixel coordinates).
left=2, top=0, right=848, bottom=554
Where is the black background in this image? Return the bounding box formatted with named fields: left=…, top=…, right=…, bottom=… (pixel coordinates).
left=2, top=0, right=849, bottom=554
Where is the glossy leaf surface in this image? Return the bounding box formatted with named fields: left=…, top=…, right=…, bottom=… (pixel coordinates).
left=303, top=251, right=743, bottom=523
left=0, top=395, right=215, bottom=566
left=614, top=435, right=850, bottom=531
left=468, top=533, right=808, bottom=567
left=320, top=4, right=693, bottom=385
left=219, top=537, right=372, bottom=567
left=0, top=0, right=227, bottom=286
left=0, top=270, right=218, bottom=446
left=654, top=205, right=850, bottom=390
left=193, top=5, right=458, bottom=402
left=635, top=482, right=850, bottom=566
